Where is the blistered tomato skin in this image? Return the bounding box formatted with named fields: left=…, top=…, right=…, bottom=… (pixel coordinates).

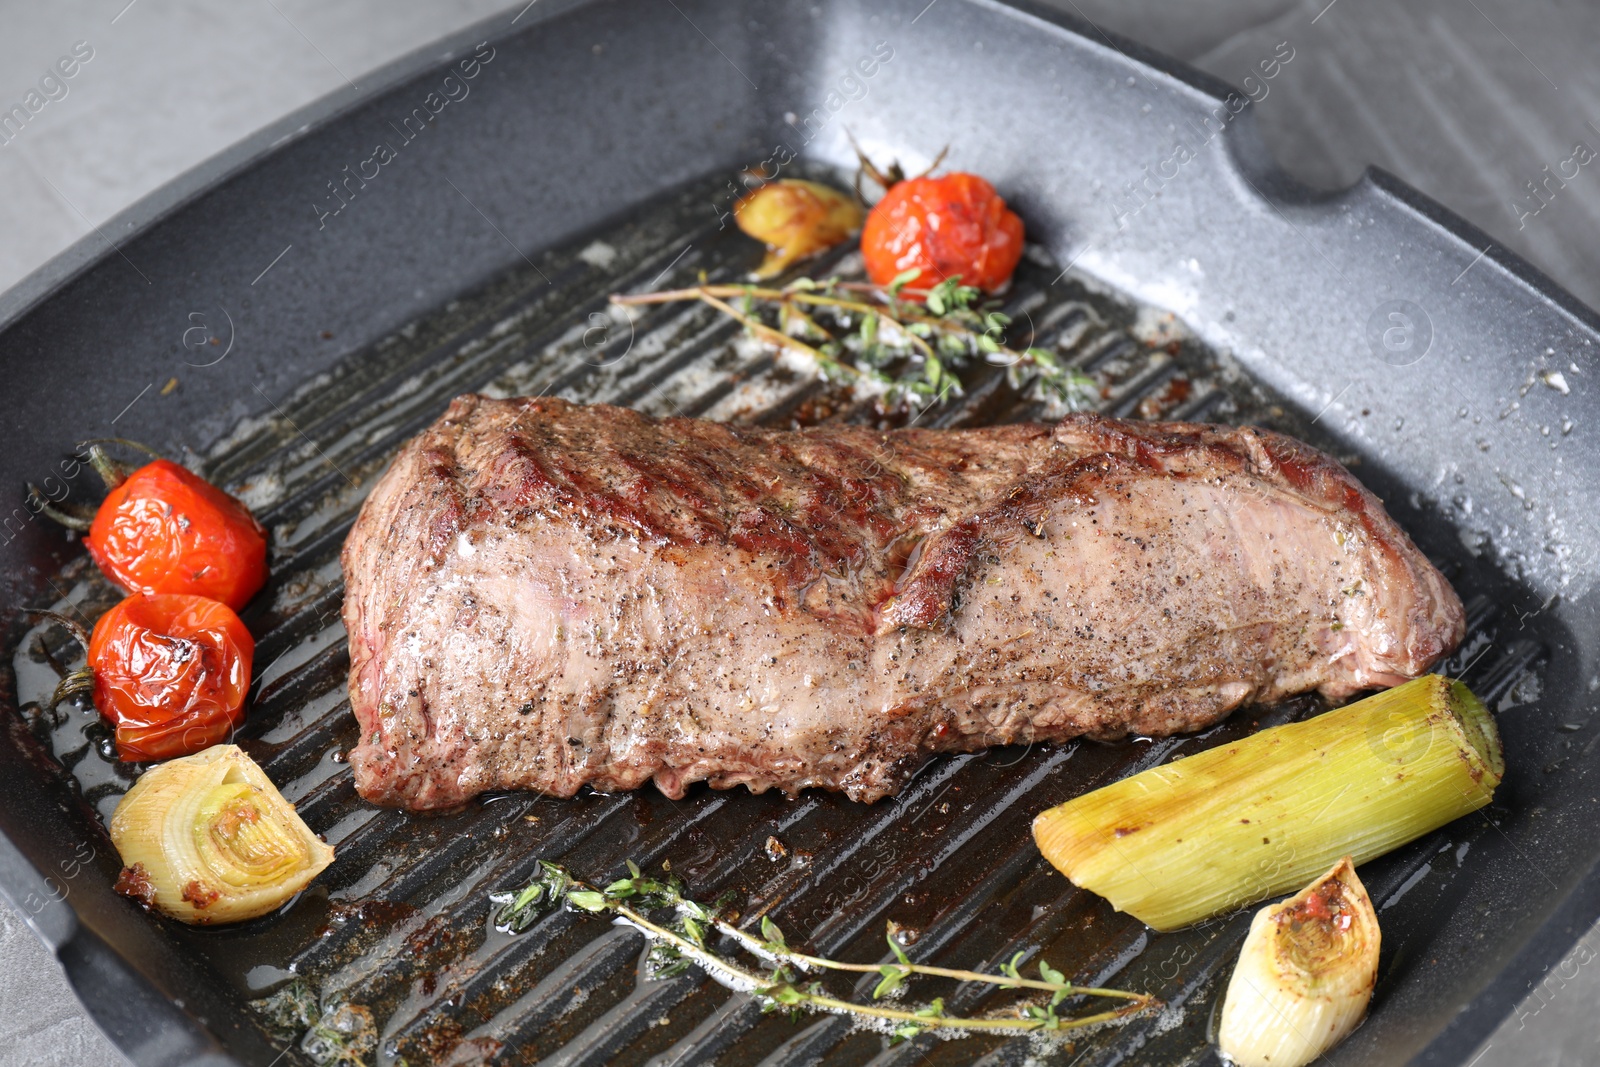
left=861, top=173, right=1026, bottom=293
left=86, top=460, right=268, bottom=611
left=88, top=594, right=255, bottom=762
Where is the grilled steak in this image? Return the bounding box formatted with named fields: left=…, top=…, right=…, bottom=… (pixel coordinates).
left=342, top=395, right=1464, bottom=809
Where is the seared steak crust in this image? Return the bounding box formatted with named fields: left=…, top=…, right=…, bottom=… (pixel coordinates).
left=342, top=395, right=1464, bottom=809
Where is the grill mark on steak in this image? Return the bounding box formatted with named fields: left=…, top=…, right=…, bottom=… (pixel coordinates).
left=341, top=395, right=1464, bottom=810
left=879, top=450, right=1109, bottom=633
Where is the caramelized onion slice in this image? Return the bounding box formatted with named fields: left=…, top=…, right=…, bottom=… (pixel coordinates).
left=110, top=745, right=334, bottom=924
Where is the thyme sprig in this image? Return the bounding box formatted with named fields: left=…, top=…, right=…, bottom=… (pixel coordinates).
left=611, top=271, right=1098, bottom=413
left=489, top=861, right=1155, bottom=1043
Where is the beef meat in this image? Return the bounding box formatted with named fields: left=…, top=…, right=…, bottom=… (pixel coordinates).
left=342, top=395, right=1464, bottom=809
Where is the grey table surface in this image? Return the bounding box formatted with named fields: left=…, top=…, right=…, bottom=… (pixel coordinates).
left=2, top=0, right=1598, bottom=1064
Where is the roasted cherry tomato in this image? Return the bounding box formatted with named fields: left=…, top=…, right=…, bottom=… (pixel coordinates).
left=88, top=593, right=254, bottom=762
left=861, top=173, right=1025, bottom=294
left=86, top=459, right=267, bottom=611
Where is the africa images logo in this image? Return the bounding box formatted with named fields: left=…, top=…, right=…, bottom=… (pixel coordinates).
left=0, top=41, right=95, bottom=149
left=1365, top=299, right=1433, bottom=368
left=312, top=42, right=497, bottom=230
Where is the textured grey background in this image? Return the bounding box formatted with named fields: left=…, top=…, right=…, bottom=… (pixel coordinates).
left=2, top=0, right=1598, bottom=1064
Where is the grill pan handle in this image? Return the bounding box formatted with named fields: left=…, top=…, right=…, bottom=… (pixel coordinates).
left=0, top=832, right=240, bottom=1066
left=0, top=827, right=76, bottom=950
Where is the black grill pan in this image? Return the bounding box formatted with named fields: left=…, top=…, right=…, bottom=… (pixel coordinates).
left=0, top=2, right=1596, bottom=1065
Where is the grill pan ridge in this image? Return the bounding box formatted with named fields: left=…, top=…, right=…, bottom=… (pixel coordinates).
left=0, top=2, right=1595, bottom=1066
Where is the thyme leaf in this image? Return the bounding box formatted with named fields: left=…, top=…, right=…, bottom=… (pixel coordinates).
left=887, top=268, right=923, bottom=295
left=760, top=914, right=789, bottom=955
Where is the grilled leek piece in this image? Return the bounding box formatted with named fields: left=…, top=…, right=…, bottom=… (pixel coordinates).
left=1033, top=676, right=1502, bottom=931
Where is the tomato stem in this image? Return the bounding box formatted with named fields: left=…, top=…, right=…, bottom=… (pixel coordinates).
left=78, top=437, right=164, bottom=458
left=76, top=438, right=162, bottom=491
left=26, top=484, right=94, bottom=532
left=24, top=608, right=95, bottom=712
left=82, top=444, right=128, bottom=491
left=846, top=130, right=948, bottom=200
left=46, top=668, right=95, bottom=712
left=24, top=607, right=91, bottom=650
left=913, top=145, right=950, bottom=181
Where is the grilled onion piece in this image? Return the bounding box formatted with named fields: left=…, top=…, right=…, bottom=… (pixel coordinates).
left=734, top=179, right=863, bottom=278
left=110, top=745, right=333, bottom=924
left=1218, top=857, right=1379, bottom=1067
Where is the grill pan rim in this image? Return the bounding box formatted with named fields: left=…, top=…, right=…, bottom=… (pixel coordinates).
left=0, top=2, right=1593, bottom=1065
